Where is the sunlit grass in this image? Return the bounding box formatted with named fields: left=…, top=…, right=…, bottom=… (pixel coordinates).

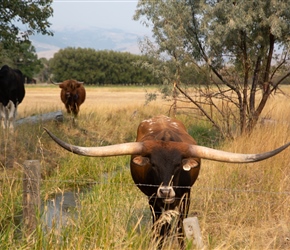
left=1, top=85, right=290, bottom=249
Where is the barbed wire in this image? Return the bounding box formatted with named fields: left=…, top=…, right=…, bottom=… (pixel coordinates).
left=1, top=176, right=290, bottom=195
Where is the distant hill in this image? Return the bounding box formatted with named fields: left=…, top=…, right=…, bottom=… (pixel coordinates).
left=31, top=26, right=146, bottom=59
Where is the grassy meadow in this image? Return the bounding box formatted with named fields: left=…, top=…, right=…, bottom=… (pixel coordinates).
left=0, top=84, right=290, bottom=249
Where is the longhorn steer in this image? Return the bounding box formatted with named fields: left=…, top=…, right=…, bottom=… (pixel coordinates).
left=44, top=115, right=290, bottom=248
left=52, top=79, right=86, bottom=116
left=0, top=65, right=25, bottom=130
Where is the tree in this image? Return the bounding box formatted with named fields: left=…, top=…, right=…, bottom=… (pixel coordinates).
left=0, top=0, right=53, bottom=81
left=37, top=58, right=50, bottom=83
left=16, top=40, right=43, bottom=81
left=0, top=40, right=43, bottom=81
left=134, top=0, right=290, bottom=138
left=49, top=47, right=157, bottom=85
left=0, top=0, right=53, bottom=48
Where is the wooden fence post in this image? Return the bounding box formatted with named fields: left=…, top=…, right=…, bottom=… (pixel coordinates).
left=23, top=160, right=41, bottom=237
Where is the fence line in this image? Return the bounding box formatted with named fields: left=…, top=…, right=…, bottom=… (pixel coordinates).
left=1, top=176, right=290, bottom=196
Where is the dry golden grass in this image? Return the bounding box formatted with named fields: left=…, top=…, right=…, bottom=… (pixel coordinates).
left=1, top=85, right=290, bottom=249
left=18, top=85, right=168, bottom=117
left=193, top=88, right=290, bottom=249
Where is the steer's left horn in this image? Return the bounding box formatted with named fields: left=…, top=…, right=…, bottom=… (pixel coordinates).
left=44, top=128, right=144, bottom=156
left=188, top=142, right=290, bottom=163
left=49, top=78, right=60, bottom=85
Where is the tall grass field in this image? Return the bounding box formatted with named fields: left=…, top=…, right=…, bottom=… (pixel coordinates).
left=0, top=84, right=290, bottom=249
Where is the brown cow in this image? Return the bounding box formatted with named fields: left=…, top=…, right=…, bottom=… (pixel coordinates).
left=56, top=79, right=86, bottom=116
left=44, top=115, right=290, bottom=248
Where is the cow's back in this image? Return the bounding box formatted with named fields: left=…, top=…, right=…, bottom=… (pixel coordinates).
left=136, top=115, right=197, bottom=145
left=12, top=69, right=25, bottom=104
left=0, top=65, right=25, bottom=106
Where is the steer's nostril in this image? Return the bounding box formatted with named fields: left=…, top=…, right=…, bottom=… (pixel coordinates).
left=160, top=188, right=171, bottom=196
left=157, top=186, right=176, bottom=204
left=158, top=186, right=176, bottom=198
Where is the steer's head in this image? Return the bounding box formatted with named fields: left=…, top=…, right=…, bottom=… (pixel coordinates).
left=130, top=141, right=200, bottom=205
left=59, top=80, right=83, bottom=100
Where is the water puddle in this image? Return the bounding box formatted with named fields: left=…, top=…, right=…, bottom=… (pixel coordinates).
left=42, top=191, right=81, bottom=231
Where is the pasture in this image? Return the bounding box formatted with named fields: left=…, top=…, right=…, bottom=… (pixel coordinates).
left=1, top=84, right=290, bottom=249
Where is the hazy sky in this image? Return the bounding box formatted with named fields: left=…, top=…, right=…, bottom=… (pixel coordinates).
left=51, top=0, right=151, bottom=35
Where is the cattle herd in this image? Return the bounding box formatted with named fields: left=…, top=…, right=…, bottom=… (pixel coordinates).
left=0, top=65, right=86, bottom=131
left=1, top=64, right=290, bottom=248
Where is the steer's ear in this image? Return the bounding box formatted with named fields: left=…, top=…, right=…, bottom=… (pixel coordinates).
left=132, top=156, right=150, bottom=166
left=182, top=158, right=199, bottom=171
left=76, top=82, right=83, bottom=88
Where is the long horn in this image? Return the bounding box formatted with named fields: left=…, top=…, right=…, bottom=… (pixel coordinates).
left=49, top=78, right=60, bottom=85
left=44, top=128, right=290, bottom=162
left=44, top=128, right=144, bottom=156
left=188, top=142, right=290, bottom=163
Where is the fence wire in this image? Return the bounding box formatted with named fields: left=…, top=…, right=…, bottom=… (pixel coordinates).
left=1, top=176, right=290, bottom=196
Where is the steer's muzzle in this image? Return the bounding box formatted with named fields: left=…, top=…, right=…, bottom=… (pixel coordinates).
left=157, top=186, right=176, bottom=204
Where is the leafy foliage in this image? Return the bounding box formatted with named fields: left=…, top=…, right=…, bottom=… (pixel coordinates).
left=0, top=40, right=43, bottom=80
left=0, top=0, right=53, bottom=81
left=49, top=48, right=158, bottom=85
left=36, top=58, right=51, bottom=82
left=16, top=41, right=43, bottom=80
left=0, top=0, right=53, bottom=47
left=134, top=0, right=290, bottom=137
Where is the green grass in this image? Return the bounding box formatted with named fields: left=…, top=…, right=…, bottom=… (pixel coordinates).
left=1, top=86, right=290, bottom=249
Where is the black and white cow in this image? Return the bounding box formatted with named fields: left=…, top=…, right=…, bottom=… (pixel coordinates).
left=0, top=65, right=25, bottom=130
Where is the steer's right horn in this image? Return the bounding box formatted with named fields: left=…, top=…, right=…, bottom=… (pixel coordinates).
left=187, top=142, right=290, bottom=163
left=44, top=128, right=144, bottom=156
